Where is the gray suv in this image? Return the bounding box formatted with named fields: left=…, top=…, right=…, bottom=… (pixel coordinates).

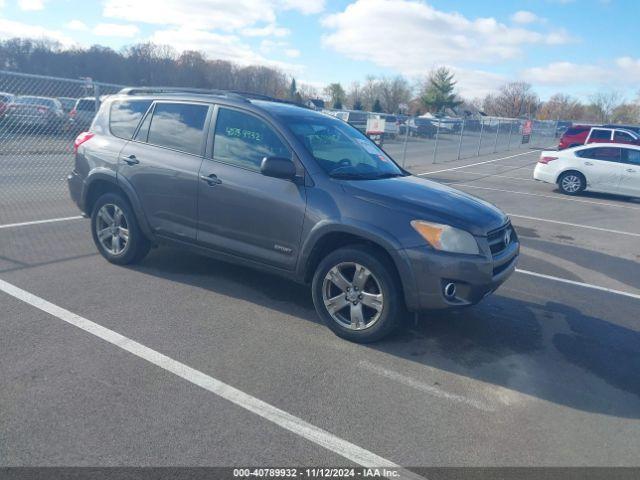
left=68, top=88, right=519, bottom=343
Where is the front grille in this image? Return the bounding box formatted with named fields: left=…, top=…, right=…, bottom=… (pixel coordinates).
left=487, top=223, right=514, bottom=256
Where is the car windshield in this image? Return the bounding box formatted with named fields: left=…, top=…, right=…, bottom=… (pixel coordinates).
left=284, top=114, right=404, bottom=179
left=15, top=97, right=54, bottom=107
left=414, top=118, right=432, bottom=125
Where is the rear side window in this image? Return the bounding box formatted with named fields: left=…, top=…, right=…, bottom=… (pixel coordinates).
left=110, top=100, right=152, bottom=139
left=623, top=149, right=640, bottom=165
left=577, top=147, right=621, bottom=162
left=565, top=126, right=588, bottom=136
left=147, top=102, right=209, bottom=155
left=590, top=129, right=612, bottom=140
left=212, top=108, right=291, bottom=172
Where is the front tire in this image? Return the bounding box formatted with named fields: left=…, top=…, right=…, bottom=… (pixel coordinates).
left=91, top=192, right=150, bottom=265
left=311, top=246, right=404, bottom=343
left=558, top=171, right=586, bottom=195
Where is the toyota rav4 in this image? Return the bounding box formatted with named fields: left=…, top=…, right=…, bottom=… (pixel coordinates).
left=68, top=88, right=519, bottom=343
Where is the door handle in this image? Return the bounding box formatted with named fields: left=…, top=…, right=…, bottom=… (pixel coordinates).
left=121, top=154, right=139, bottom=165
left=200, top=174, right=222, bottom=186
left=584, top=162, right=593, bottom=166
left=627, top=168, right=636, bottom=173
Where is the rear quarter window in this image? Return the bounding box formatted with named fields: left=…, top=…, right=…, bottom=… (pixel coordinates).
left=110, top=100, right=153, bottom=139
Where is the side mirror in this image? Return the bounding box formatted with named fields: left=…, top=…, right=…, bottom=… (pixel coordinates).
left=260, top=156, right=296, bottom=180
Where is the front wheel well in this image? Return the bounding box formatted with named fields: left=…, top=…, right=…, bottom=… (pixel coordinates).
left=85, top=179, right=127, bottom=215
left=304, top=232, right=401, bottom=286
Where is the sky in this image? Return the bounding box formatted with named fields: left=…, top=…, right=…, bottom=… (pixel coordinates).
left=0, top=0, right=639, bottom=101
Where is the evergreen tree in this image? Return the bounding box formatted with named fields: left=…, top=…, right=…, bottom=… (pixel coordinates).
left=372, top=98, right=383, bottom=112
left=420, top=67, right=462, bottom=114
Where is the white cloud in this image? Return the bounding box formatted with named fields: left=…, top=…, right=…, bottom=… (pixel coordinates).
left=321, top=0, right=573, bottom=75
left=93, top=23, right=140, bottom=38
left=521, top=58, right=640, bottom=88
left=149, top=27, right=303, bottom=74
left=521, top=62, right=611, bottom=85
left=104, top=0, right=276, bottom=31
left=510, top=10, right=539, bottom=24
left=0, top=18, right=73, bottom=44
left=65, top=20, right=89, bottom=31
left=18, top=0, right=45, bottom=10
left=241, top=23, right=290, bottom=37
left=284, top=48, right=300, bottom=58
left=279, top=0, right=325, bottom=14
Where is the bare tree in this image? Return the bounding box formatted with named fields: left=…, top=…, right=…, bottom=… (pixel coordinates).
left=588, top=91, right=623, bottom=123
left=538, top=93, right=585, bottom=121
left=483, top=82, right=539, bottom=118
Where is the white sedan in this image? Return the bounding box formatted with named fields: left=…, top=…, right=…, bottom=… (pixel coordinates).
left=533, top=143, right=640, bottom=197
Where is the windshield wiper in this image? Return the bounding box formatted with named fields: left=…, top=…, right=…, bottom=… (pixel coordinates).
left=328, top=171, right=368, bottom=179
left=369, top=172, right=405, bottom=179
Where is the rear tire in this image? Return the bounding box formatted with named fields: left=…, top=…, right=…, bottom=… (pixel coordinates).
left=91, top=192, right=150, bottom=265
left=558, top=171, right=586, bottom=196
left=311, top=246, right=405, bottom=343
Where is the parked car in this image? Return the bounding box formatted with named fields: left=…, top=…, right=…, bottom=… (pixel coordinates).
left=333, top=110, right=369, bottom=133
left=602, top=124, right=640, bottom=135
left=555, top=121, right=572, bottom=137
left=382, top=114, right=399, bottom=138
left=0, top=92, right=15, bottom=120
left=58, top=97, right=77, bottom=113
left=406, top=117, right=437, bottom=138
left=534, top=144, right=640, bottom=197
left=68, top=97, right=100, bottom=133
left=3, top=95, right=65, bottom=133
left=558, top=125, right=640, bottom=149
left=68, top=88, right=519, bottom=343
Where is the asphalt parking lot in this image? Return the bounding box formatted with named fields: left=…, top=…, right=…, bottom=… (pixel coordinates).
left=1, top=143, right=639, bottom=469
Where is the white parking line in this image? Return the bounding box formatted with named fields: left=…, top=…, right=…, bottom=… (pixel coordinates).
left=515, top=269, right=640, bottom=300
left=443, top=171, right=537, bottom=182
left=359, top=360, right=495, bottom=412
left=0, top=278, right=423, bottom=478
left=417, top=150, right=541, bottom=176
left=508, top=214, right=640, bottom=237
left=0, top=216, right=83, bottom=230
left=455, top=184, right=640, bottom=210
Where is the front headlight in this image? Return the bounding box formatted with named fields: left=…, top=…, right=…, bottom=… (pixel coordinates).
left=410, top=220, right=479, bottom=255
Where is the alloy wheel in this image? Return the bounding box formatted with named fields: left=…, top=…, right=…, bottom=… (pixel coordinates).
left=95, top=204, right=129, bottom=255
left=322, top=262, right=384, bottom=331
left=561, top=174, right=582, bottom=193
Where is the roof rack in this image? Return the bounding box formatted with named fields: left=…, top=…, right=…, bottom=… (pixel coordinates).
left=117, top=87, right=250, bottom=102
left=117, top=86, right=307, bottom=108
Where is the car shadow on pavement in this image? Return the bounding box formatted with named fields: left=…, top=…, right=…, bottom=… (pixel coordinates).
left=133, top=247, right=640, bottom=418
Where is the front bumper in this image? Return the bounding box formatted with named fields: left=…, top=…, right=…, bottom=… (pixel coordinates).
left=398, top=237, right=519, bottom=311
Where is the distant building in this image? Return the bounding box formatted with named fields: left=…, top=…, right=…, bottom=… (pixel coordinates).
left=306, top=98, right=325, bottom=110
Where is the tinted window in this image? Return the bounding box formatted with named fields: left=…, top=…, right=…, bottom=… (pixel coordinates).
left=590, top=129, right=612, bottom=140
left=578, top=147, right=621, bottom=162
left=110, top=100, right=152, bottom=139
left=565, top=126, right=589, bottom=136
left=77, top=99, right=97, bottom=111
left=147, top=102, right=209, bottom=155
left=614, top=131, right=635, bottom=142
left=213, top=108, right=291, bottom=172
left=624, top=149, right=640, bottom=165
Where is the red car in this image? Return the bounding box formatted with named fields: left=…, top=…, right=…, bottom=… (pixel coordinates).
left=559, top=125, right=640, bottom=149
left=0, top=92, right=15, bottom=120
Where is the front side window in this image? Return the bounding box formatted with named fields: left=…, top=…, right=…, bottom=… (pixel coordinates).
left=110, top=100, right=152, bottom=139
left=213, top=108, right=291, bottom=172
left=614, top=131, right=635, bottom=142
left=283, top=114, right=404, bottom=179
left=147, top=102, right=209, bottom=155
left=578, top=147, right=621, bottom=162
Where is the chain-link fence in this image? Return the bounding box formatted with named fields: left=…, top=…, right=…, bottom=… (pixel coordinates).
left=0, top=69, right=558, bottom=228
left=0, top=70, right=125, bottom=226
left=382, top=116, right=556, bottom=169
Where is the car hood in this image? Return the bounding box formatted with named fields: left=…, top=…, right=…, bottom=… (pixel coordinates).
left=342, top=174, right=508, bottom=236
